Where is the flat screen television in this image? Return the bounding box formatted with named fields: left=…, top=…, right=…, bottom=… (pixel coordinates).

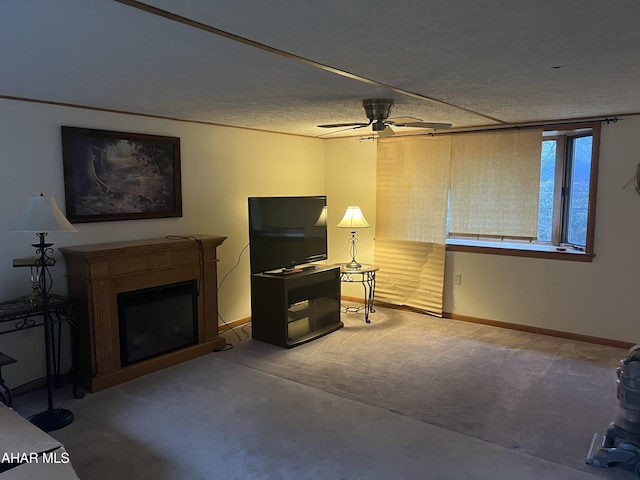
left=248, top=196, right=328, bottom=274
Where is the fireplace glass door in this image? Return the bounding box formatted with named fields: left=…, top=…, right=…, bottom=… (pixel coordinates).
left=118, top=279, right=198, bottom=366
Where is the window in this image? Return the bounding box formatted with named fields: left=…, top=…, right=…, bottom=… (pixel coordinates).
left=564, top=134, right=594, bottom=247
left=537, top=139, right=556, bottom=242
left=446, top=122, right=600, bottom=261
left=540, top=126, right=597, bottom=250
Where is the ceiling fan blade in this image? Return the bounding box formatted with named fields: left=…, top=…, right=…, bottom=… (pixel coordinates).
left=316, top=124, right=369, bottom=137
left=388, top=116, right=422, bottom=124
left=317, top=122, right=370, bottom=128
left=394, top=121, right=453, bottom=129
left=377, top=125, right=395, bottom=138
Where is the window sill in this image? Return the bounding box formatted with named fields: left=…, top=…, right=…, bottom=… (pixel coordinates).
left=445, top=238, right=594, bottom=262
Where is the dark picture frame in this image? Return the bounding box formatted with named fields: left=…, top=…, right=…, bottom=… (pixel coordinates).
left=61, top=126, right=182, bottom=223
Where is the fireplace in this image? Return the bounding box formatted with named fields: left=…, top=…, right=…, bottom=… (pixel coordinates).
left=60, top=235, right=226, bottom=392
left=118, top=280, right=198, bottom=366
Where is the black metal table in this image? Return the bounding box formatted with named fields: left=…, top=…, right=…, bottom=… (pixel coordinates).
left=337, top=264, right=379, bottom=323
left=0, top=294, right=83, bottom=401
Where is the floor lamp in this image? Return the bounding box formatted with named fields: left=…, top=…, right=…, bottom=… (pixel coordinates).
left=12, top=194, right=77, bottom=431
left=337, top=206, right=370, bottom=269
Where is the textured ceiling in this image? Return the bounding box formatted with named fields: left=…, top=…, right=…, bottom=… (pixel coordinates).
left=1, top=0, right=639, bottom=137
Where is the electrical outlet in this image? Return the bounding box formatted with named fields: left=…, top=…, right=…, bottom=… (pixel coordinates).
left=453, top=273, right=462, bottom=285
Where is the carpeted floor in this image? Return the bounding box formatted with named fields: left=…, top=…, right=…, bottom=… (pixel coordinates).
left=219, top=304, right=630, bottom=477
left=9, top=303, right=635, bottom=479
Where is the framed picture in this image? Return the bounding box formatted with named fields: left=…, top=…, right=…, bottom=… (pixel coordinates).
left=61, top=126, right=182, bottom=223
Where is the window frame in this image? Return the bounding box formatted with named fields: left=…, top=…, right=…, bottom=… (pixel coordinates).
left=446, top=121, right=600, bottom=262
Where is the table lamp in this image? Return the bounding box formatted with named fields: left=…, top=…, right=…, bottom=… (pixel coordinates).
left=11, top=194, right=77, bottom=431
left=337, top=206, right=369, bottom=269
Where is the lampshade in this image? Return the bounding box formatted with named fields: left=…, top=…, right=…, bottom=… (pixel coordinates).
left=337, top=206, right=370, bottom=229
left=11, top=194, right=77, bottom=233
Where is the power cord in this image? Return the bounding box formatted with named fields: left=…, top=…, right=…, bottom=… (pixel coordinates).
left=213, top=337, right=234, bottom=351
left=161, top=236, right=250, bottom=348
left=164, top=235, right=204, bottom=297
left=217, top=242, right=249, bottom=292
left=216, top=242, right=250, bottom=345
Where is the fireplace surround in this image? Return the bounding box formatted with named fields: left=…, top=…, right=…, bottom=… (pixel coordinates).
left=60, top=235, right=226, bottom=392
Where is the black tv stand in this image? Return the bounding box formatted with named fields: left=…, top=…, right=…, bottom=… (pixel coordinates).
left=250, top=266, right=342, bottom=348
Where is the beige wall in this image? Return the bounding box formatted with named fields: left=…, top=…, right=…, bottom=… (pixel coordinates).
left=324, top=138, right=377, bottom=297
left=0, top=99, right=326, bottom=387
left=323, top=118, right=640, bottom=344
left=442, top=118, right=640, bottom=342
left=1, top=97, right=638, bottom=388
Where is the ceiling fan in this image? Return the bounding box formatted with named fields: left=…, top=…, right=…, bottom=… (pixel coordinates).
left=317, top=98, right=452, bottom=136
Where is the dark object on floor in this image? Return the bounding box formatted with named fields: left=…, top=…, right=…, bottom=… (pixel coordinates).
left=587, top=344, right=640, bottom=477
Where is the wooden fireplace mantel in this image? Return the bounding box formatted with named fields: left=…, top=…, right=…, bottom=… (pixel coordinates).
left=60, top=234, right=226, bottom=392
